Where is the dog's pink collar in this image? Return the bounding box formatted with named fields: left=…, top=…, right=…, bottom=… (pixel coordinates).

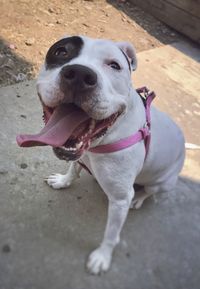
left=88, top=87, right=155, bottom=156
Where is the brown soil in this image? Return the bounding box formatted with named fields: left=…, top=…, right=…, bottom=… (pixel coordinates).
left=0, top=0, right=184, bottom=87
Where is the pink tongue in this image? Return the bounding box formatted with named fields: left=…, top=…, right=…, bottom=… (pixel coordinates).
left=16, top=104, right=90, bottom=147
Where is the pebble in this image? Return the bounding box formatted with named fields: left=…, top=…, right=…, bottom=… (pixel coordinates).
left=15, top=73, right=27, bottom=82
left=82, top=22, right=90, bottom=27
left=9, top=44, right=16, bottom=50
left=85, top=5, right=92, bottom=10
left=47, top=23, right=55, bottom=27
left=184, top=109, right=192, bottom=115
left=192, top=102, right=200, bottom=108
left=48, top=7, right=54, bottom=13
left=193, top=110, right=200, bottom=116
left=20, top=114, right=27, bottom=119
left=2, top=244, right=11, bottom=253
left=56, top=19, right=63, bottom=24
left=20, top=163, right=28, bottom=169
left=100, top=27, right=105, bottom=33
left=25, top=37, right=35, bottom=46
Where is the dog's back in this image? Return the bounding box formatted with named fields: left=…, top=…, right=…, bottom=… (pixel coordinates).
left=136, top=106, right=185, bottom=190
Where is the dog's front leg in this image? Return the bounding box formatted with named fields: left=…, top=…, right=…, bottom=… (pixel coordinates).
left=87, top=186, right=134, bottom=274
left=46, top=161, right=82, bottom=189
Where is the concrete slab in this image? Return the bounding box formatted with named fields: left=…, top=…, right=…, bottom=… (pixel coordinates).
left=0, top=41, right=200, bottom=289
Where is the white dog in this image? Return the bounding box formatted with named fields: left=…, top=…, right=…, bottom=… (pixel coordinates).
left=17, top=36, right=185, bottom=274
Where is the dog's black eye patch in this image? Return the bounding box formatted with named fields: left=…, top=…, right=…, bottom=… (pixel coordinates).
left=45, top=36, right=83, bottom=69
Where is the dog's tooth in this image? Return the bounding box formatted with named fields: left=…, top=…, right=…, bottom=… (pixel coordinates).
left=76, top=141, right=83, bottom=149
left=89, top=127, right=94, bottom=133
left=84, top=133, right=89, bottom=138
left=80, top=132, right=89, bottom=141
left=69, top=147, right=76, bottom=151
left=89, top=119, right=96, bottom=130
left=64, top=147, right=75, bottom=151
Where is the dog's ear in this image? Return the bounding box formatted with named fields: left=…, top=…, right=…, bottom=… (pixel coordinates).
left=116, top=42, right=137, bottom=71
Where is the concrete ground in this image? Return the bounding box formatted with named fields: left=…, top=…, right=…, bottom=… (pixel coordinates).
left=0, top=40, right=200, bottom=289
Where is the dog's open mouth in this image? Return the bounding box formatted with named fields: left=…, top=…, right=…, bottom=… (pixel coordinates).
left=16, top=103, right=121, bottom=160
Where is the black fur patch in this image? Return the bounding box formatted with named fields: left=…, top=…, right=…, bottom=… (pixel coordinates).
left=45, top=36, right=83, bottom=69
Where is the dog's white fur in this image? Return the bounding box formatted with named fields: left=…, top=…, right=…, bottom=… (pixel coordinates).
left=37, top=36, right=185, bottom=274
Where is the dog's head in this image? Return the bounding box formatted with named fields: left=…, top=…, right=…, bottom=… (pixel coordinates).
left=35, top=36, right=137, bottom=160
left=37, top=35, right=137, bottom=118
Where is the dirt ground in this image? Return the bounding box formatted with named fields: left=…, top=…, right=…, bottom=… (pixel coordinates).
left=0, top=0, right=184, bottom=87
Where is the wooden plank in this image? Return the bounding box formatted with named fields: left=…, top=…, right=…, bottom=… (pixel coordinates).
left=166, top=0, right=200, bottom=19
left=129, top=0, right=200, bottom=44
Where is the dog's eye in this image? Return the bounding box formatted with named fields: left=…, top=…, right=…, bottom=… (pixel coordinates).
left=108, top=61, right=121, bottom=70
left=54, top=47, right=68, bottom=57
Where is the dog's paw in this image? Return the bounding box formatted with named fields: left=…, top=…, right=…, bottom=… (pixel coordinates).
left=87, top=247, right=112, bottom=275
left=130, top=191, right=153, bottom=209
left=130, top=197, right=145, bottom=209
left=45, top=173, right=72, bottom=189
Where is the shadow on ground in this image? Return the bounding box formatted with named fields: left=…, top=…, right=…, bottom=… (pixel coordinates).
left=0, top=37, right=33, bottom=87
left=107, top=0, right=185, bottom=44
left=107, top=0, right=200, bottom=62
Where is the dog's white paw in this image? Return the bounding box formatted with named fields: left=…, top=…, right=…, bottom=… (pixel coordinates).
left=45, top=173, right=72, bottom=189
left=87, top=247, right=112, bottom=275
left=130, top=197, right=145, bottom=209
left=130, top=191, right=153, bottom=209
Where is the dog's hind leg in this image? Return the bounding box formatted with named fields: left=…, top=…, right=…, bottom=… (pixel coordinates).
left=130, top=189, right=154, bottom=209
left=45, top=161, right=82, bottom=189
left=131, top=175, right=179, bottom=209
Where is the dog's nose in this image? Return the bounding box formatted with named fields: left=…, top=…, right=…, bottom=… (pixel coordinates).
left=61, top=64, right=97, bottom=90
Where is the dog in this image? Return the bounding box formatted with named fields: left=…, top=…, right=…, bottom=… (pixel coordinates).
left=17, top=36, right=185, bottom=274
